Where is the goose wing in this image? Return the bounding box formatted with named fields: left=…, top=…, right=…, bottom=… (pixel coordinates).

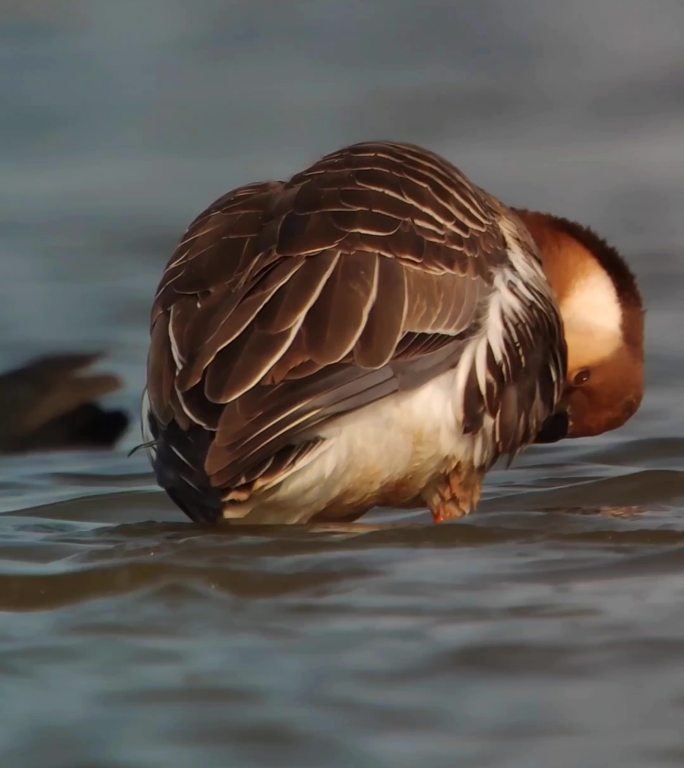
left=148, top=142, right=565, bottom=499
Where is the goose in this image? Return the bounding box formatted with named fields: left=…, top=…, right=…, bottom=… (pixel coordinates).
left=144, top=141, right=644, bottom=525
left=0, top=353, right=128, bottom=452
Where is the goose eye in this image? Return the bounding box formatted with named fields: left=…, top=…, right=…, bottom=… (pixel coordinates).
left=572, top=368, right=591, bottom=386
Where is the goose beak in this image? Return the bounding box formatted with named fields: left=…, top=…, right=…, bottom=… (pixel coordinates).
left=534, top=409, right=569, bottom=443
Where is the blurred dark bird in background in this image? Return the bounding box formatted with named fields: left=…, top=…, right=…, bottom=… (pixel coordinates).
left=0, top=353, right=128, bottom=453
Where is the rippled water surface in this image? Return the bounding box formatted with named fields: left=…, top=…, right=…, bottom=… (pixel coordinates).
left=2, top=2, right=684, bottom=766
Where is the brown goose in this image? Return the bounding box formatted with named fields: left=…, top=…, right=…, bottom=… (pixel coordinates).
left=0, top=353, right=128, bottom=452
left=145, top=141, right=643, bottom=524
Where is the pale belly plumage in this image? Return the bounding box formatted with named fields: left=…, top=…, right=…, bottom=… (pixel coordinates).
left=220, top=366, right=496, bottom=525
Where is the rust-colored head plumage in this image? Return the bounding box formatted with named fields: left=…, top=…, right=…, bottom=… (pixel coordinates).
left=516, top=209, right=644, bottom=438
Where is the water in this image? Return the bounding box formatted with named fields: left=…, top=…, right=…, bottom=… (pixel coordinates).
left=1, top=2, right=683, bottom=766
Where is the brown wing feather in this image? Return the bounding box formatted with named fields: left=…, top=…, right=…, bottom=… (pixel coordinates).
left=302, top=251, right=380, bottom=365
left=147, top=141, right=562, bottom=517
left=354, top=257, right=407, bottom=367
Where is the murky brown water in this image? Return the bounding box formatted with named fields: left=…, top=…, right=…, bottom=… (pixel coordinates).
left=2, top=2, right=684, bottom=766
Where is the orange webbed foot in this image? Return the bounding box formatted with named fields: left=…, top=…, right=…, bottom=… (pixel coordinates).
left=424, top=465, right=483, bottom=524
